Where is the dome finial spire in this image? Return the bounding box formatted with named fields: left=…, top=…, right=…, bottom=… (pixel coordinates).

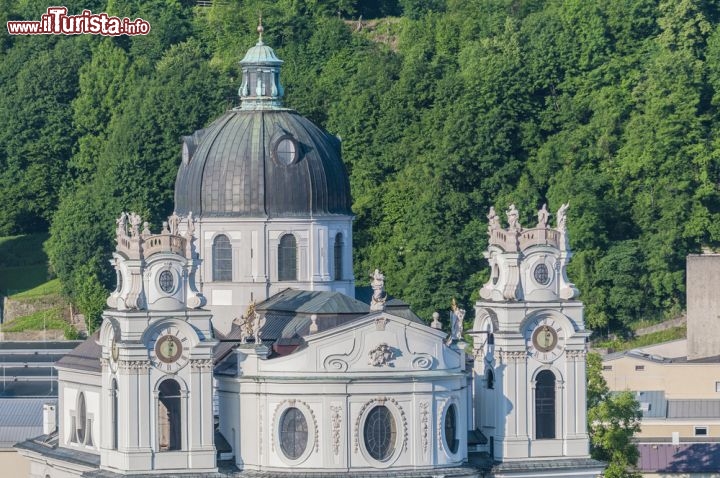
left=257, top=13, right=264, bottom=45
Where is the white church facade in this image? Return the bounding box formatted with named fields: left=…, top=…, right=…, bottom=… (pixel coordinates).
left=16, top=27, right=605, bottom=478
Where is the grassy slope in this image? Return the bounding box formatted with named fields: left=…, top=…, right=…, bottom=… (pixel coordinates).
left=0, top=233, right=51, bottom=294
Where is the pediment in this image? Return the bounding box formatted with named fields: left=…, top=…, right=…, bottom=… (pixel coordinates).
left=256, top=312, right=463, bottom=374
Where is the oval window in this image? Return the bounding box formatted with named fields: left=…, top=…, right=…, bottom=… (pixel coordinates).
left=363, top=405, right=396, bottom=461
left=279, top=407, right=308, bottom=460
left=159, top=270, right=174, bottom=293
left=534, top=263, right=550, bottom=285
left=444, top=404, right=459, bottom=454
left=276, top=138, right=297, bottom=165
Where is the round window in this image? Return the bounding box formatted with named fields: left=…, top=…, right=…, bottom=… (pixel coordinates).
left=279, top=407, right=308, bottom=460
left=159, top=270, right=174, bottom=293
left=363, top=405, right=396, bottom=461
left=275, top=138, right=297, bottom=165
left=534, top=263, right=550, bottom=285
left=444, top=403, right=459, bottom=454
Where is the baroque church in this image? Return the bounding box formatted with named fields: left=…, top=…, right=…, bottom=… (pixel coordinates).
left=16, top=27, right=605, bottom=478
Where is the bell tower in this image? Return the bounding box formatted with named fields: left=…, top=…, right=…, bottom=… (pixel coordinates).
left=471, top=203, right=602, bottom=475
left=99, top=211, right=217, bottom=474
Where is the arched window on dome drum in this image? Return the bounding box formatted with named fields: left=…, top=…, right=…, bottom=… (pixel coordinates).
left=278, top=234, right=297, bottom=281
left=334, top=233, right=343, bottom=280
left=158, top=379, right=182, bottom=451
left=212, top=235, right=232, bottom=281
left=535, top=370, right=556, bottom=439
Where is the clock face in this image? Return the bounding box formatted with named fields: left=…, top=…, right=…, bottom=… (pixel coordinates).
left=149, top=326, right=190, bottom=373
left=532, top=325, right=557, bottom=352
left=156, top=335, right=183, bottom=363
left=525, top=317, right=565, bottom=363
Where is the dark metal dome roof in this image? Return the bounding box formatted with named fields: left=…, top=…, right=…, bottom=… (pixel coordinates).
left=174, top=109, right=352, bottom=218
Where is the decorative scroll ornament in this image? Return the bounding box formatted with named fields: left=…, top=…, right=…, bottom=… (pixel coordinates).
left=411, top=354, right=433, bottom=370
left=323, top=355, right=349, bottom=372
left=368, top=343, right=394, bottom=367
left=370, top=268, right=387, bottom=311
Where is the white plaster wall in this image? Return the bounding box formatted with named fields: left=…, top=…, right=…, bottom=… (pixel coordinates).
left=185, top=216, right=354, bottom=334
left=217, top=313, right=468, bottom=472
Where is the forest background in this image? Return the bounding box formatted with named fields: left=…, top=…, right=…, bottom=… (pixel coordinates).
left=1, top=0, right=719, bottom=339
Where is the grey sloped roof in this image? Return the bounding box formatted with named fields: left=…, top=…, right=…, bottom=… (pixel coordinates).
left=668, top=399, right=720, bottom=419
left=55, top=331, right=101, bottom=373
left=257, top=289, right=369, bottom=314
left=491, top=457, right=606, bottom=472
left=175, top=109, right=352, bottom=218
left=0, top=398, right=57, bottom=448
left=636, top=391, right=668, bottom=419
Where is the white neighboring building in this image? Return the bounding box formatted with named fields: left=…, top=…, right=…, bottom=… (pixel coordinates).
left=16, top=31, right=604, bottom=478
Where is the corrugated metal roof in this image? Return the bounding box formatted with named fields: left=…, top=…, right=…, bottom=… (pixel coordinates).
left=0, top=398, right=56, bottom=448
left=638, top=443, right=720, bottom=472
left=668, top=400, right=720, bottom=419
left=55, top=331, right=101, bottom=373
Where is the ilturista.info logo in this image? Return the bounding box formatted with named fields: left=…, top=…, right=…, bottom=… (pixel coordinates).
left=7, top=7, right=151, bottom=36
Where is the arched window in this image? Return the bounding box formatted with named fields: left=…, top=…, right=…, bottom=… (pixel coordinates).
left=212, top=234, right=232, bottom=281
left=535, top=370, right=556, bottom=439
left=444, top=404, right=459, bottom=454
left=363, top=405, right=396, bottom=461
left=334, top=233, right=343, bottom=280
left=279, top=407, right=308, bottom=460
left=278, top=234, right=297, bottom=281
left=158, top=379, right=182, bottom=451
left=486, top=369, right=494, bottom=389
left=111, top=380, right=118, bottom=449
left=76, top=392, right=86, bottom=444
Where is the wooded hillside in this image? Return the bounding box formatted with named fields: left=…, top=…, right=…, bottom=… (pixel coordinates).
left=1, top=0, right=719, bottom=332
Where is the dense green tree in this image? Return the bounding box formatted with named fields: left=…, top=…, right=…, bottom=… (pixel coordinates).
left=587, top=353, right=642, bottom=478
left=1, top=0, right=718, bottom=334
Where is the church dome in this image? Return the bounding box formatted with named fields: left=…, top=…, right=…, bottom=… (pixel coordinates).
left=174, top=27, right=352, bottom=218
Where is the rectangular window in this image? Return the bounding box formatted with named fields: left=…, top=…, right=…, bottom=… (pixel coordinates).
left=716, top=381, right=720, bottom=392
left=695, top=426, right=708, bottom=436
left=635, top=365, right=645, bottom=371
left=602, top=365, right=612, bottom=371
